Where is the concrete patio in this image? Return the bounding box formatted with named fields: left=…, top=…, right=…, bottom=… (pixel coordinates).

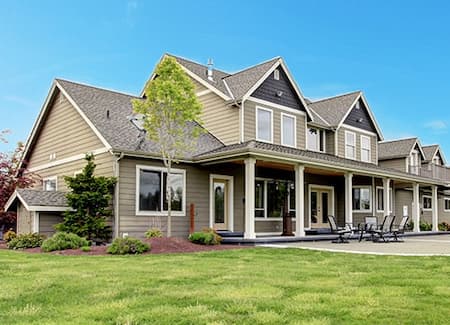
left=259, top=234, right=450, bottom=256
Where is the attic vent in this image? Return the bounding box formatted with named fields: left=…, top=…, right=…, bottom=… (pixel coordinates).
left=355, top=102, right=361, bottom=110
left=357, top=118, right=364, bottom=123
left=274, top=69, right=280, bottom=80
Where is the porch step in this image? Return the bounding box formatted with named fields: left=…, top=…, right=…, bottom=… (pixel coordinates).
left=305, top=228, right=332, bottom=235
left=216, top=230, right=244, bottom=238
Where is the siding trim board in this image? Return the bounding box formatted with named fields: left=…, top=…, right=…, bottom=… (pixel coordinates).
left=248, top=96, right=306, bottom=116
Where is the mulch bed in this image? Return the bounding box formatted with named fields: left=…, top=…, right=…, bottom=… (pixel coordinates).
left=0, top=237, right=246, bottom=256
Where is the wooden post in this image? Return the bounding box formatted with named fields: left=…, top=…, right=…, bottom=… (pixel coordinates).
left=189, top=203, right=195, bottom=234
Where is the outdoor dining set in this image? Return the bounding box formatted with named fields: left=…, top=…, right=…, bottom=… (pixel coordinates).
left=327, top=215, right=410, bottom=244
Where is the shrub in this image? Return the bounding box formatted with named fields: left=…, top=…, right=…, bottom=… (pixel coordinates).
left=81, top=246, right=91, bottom=252
left=438, top=222, right=450, bottom=231
left=7, top=233, right=45, bottom=249
left=420, top=221, right=432, bottom=231
left=41, top=232, right=90, bottom=252
left=145, top=228, right=163, bottom=238
left=107, top=237, right=150, bottom=255
left=3, top=229, right=16, bottom=242
left=188, top=228, right=222, bottom=245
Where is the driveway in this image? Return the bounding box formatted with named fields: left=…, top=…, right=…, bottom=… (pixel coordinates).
left=260, top=234, right=450, bottom=256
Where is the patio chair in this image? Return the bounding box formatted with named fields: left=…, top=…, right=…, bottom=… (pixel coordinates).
left=327, top=215, right=352, bottom=243
left=391, top=216, right=409, bottom=242
left=372, top=215, right=396, bottom=242
left=358, top=216, right=378, bottom=242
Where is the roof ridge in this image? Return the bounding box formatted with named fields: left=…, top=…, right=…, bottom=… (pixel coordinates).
left=309, top=90, right=361, bottom=105
left=55, top=78, right=140, bottom=98
left=223, top=56, right=281, bottom=80
left=422, top=144, right=439, bottom=148
left=379, top=137, right=418, bottom=144
left=308, top=107, right=331, bottom=126
left=165, top=53, right=231, bottom=76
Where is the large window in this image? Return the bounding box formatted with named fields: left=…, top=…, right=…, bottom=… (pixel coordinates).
left=307, top=128, right=325, bottom=152
left=281, top=113, right=296, bottom=147
left=376, top=187, right=393, bottom=213
left=345, top=131, right=356, bottom=159
left=136, top=166, right=185, bottom=216
left=352, top=186, right=371, bottom=212
left=422, top=195, right=432, bottom=211
left=43, top=176, right=57, bottom=191
left=256, top=107, right=273, bottom=143
left=360, top=135, right=371, bottom=162
left=255, top=179, right=295, bottom=219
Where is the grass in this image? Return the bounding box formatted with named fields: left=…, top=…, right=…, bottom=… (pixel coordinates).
left=1, top=248, right=450, bottom=324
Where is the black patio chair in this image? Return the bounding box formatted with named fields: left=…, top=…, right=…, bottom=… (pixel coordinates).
left=358, top=216, right=378, bottom=242
left=327, top=215, right=352, bottom=243
left=372, top=215, right=396, bottom=242
left=391, top=216, right=409, bottom=242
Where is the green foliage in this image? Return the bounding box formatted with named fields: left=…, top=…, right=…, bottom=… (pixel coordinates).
left=81, top=246, right=91, bottom=252
left=145, top=227, right=163, bottom=238
left=56, top=154, right=116, bottom=242
left=3, top=229, right=16, bottom=242
left=420, top=221, right=433, bottom=231
left=41, top=232, right=90, bottom=252
left=7, top=233, right=45, bottom=249
left=107, top=237, right=150, bottom=255
left=188, top=228, right=222, bottom=245
left=438, top=222, right=450, bottom=231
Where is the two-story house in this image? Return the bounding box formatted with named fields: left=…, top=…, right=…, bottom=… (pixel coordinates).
left=6, top=54, right=450, bottom=239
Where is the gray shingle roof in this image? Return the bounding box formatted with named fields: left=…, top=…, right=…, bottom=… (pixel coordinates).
left=422, top=145, right=439, bottom=162
left=308, top=91, right=360, bottom=126
left=17, top=189, right=68, bottom=207
left=56, top=79, right=224, bottom=158
left=378, top=138, right=418, bottom=160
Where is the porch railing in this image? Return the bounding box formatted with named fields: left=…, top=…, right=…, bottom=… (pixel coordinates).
left=408, top=164, right=450, bottom=183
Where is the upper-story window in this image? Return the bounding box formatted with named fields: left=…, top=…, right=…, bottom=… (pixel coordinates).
left=256, top=107, right=273, bottom=143
left=360, top=135, right=371, bottom=163
left=433, top=156, right=441, bottom=165
left=43, top=176, right=57, bottom=191
left=281, top=113, right=296, bottom=148
left=345, top=131, right=356, bottom=159
left=307, top=128, right=325, bottom=152
left=409, top=149, right=419, bottom=174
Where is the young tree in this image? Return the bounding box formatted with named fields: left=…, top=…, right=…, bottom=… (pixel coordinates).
left=132, top=57, right=203, bottom=237
left=56, top=154, right=116, bottom=242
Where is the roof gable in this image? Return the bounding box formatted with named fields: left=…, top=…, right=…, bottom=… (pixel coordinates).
left=343, top=98, right=378, bottom=134
left=308, top=91, right=360, bottom=126
left=378, top=137, right=425, bottom=160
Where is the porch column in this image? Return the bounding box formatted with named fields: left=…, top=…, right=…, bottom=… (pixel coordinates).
left=32, top=212, right=39, bottom=233
left=412, top=183, right=420, bottom=232
left=244, top=158, right=256, bottom=239
left=295, top=164, right=305, bottom=237
left=344, top=172, right=353, bottom=224
left=432, top=185, right=439, bottom=231
left=383, top=178, right=391, bottom=217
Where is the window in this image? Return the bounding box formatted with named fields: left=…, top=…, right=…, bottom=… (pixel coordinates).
left=376, top=187, right=393, bottom=213
left=255, top=180, right=265, bottom=218
left=274, top=69, right=280, bottom=80
left=43, top=176, right=57, bottom=191
left=409, top=150, right=419, bottom=174
left=307, top=128, right=325, bottom=152
left=136, top=166, right=185, bottom=216
left=255, top=179, right=295, bottom=219
left=444, top=198, right=450, bottom=212
left=422, top=195, right=432, bottom=211
left=256, top=107, right=273, bottom=143
left=345, top=131, right=356, bottom=159
left=281, top=113, right=296, bottom=147
left=352, top=186, right=371, bottom=212
left=360, top=135, right=371, bottom=163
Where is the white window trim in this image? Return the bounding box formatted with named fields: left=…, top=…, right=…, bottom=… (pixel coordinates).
left=345, top=130, right=356, bottom=160
left=209, top=174, right=234, bottom=231
left=254, top=177, right=295, bottom=221
left=444, top=198, right=450, bottom=212
left=135, top=165, right=186, bottom=217
left=352, top=186, right=372, bottom=212
left=376, top=186, right=393, bottom=213
left=360, top=135, right=371, bottom=163
left=307, top=184, right=335, bottom=230
left=255, top=106, right=273, bottom=143
left=42, top=176, right=57, bottom=191
left=422, top=195, right=432, bottom=211
left=307, top=127, right=326, bottom=152
left=280, top=112, right=297, bottom=148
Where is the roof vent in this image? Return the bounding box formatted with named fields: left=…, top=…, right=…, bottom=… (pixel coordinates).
left=357, top=118, right=364, bottom=123
left=207, top=58, right=214, bottom=81
left=106, top=110, right=110, bottom=119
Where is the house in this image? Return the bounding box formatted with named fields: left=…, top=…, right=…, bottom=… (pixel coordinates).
left=6, top=54, right=450, bottom=239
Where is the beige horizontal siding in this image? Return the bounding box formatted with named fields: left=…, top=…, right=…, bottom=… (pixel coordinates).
left=28, top=90, right=105, bottom=169
left=39, top=213, right=63, bottom=237
left=337, top=126, right=377, bottom=164
left=192, top=78, right=208, bottom=93
left=17, top=203, right=32, bottom=234
left=379, top=158, right=407, bottom=173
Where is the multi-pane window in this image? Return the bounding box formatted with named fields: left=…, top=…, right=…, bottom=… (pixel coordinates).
left=345, top=131, right=356, bottom=159
left=281, top=113, right=296, bottom=147
left=361, top=135, right=371, bottom=162
left=255, top=180, right=265, bottom=218
left=43, top=177, right=57, bottom=191
left=422, top=196, right=432, bottom=211
left=137, top=166, right=185, bottom=215
left=352, top=187, right=371, bottom=211
left=255, top=179, right=295, bottom=219
left=307, top=128, right=325, bottom=152
left=256, top=107, right=273, bottom=143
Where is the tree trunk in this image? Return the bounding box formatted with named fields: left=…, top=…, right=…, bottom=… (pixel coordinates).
left=167, top=160, right=172, bottom=237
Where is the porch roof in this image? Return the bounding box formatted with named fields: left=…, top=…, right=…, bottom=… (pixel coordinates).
left=195, top=140, right=447, bottom=185
left=5, top=189, right=68, bottom=212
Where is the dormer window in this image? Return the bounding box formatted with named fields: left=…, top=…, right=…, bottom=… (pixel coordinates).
left=307, top=128, right=325, bottom=152
left=274, top=69, right=280, bottom=81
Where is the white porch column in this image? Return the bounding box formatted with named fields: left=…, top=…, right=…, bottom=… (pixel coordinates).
left=244, top=158, right=256, bottom=239
left=295, top=164, right=305, bottom=237
left=383, top=178, right=391, bottom=217
left=432, top=185, right=439, bottom=232
left=32, top=212, right=39, bottom=233
left=344, top=172, right=353, bottom=224
left=412, top=183, right=420, bottom=232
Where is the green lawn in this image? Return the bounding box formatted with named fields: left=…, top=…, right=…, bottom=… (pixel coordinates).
left=1, top=248, right=449, bottom=325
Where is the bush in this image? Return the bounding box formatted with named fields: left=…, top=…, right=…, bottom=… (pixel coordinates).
left=7, top=233, right=45, bottom=249
left=145, top=228, right=163, bottom=238
left=438, top=222, right=450, bottom=231
left=188, top=228, right=222, bottom=245
left=107, top=237, right=150, bottom=255
left=420, top=221, right=433, bottom=231
left=81, top=246, right=91, bottom=252
left=3, top=229, right=16, bottom=242
left=41, top=232, right=90, bottom=252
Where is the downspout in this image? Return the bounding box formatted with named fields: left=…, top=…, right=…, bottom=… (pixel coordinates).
left=240, top=99, right=245, bottom=143
left=112, top=151, right=124, bottom=239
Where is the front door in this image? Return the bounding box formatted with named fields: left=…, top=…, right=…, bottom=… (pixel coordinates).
left=213, top=179, right=228, bottom=230
left=310, top=187, right=333, bottom=228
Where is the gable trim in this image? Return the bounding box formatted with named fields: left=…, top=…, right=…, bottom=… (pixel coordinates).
left=410, top=140, right=426, bottom=161
left=341, top=124, right=378, bottom=137
left=248, top=96, right=306, bottom=116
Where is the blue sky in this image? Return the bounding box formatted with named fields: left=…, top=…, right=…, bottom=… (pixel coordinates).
left=1, top=0, right=450, bottom=157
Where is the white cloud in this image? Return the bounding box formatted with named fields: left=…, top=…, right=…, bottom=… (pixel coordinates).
left=425, top=120, right=447, bottom=131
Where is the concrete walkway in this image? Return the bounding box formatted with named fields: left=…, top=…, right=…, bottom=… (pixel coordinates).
left=259, top=234, right=450, bottom=256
